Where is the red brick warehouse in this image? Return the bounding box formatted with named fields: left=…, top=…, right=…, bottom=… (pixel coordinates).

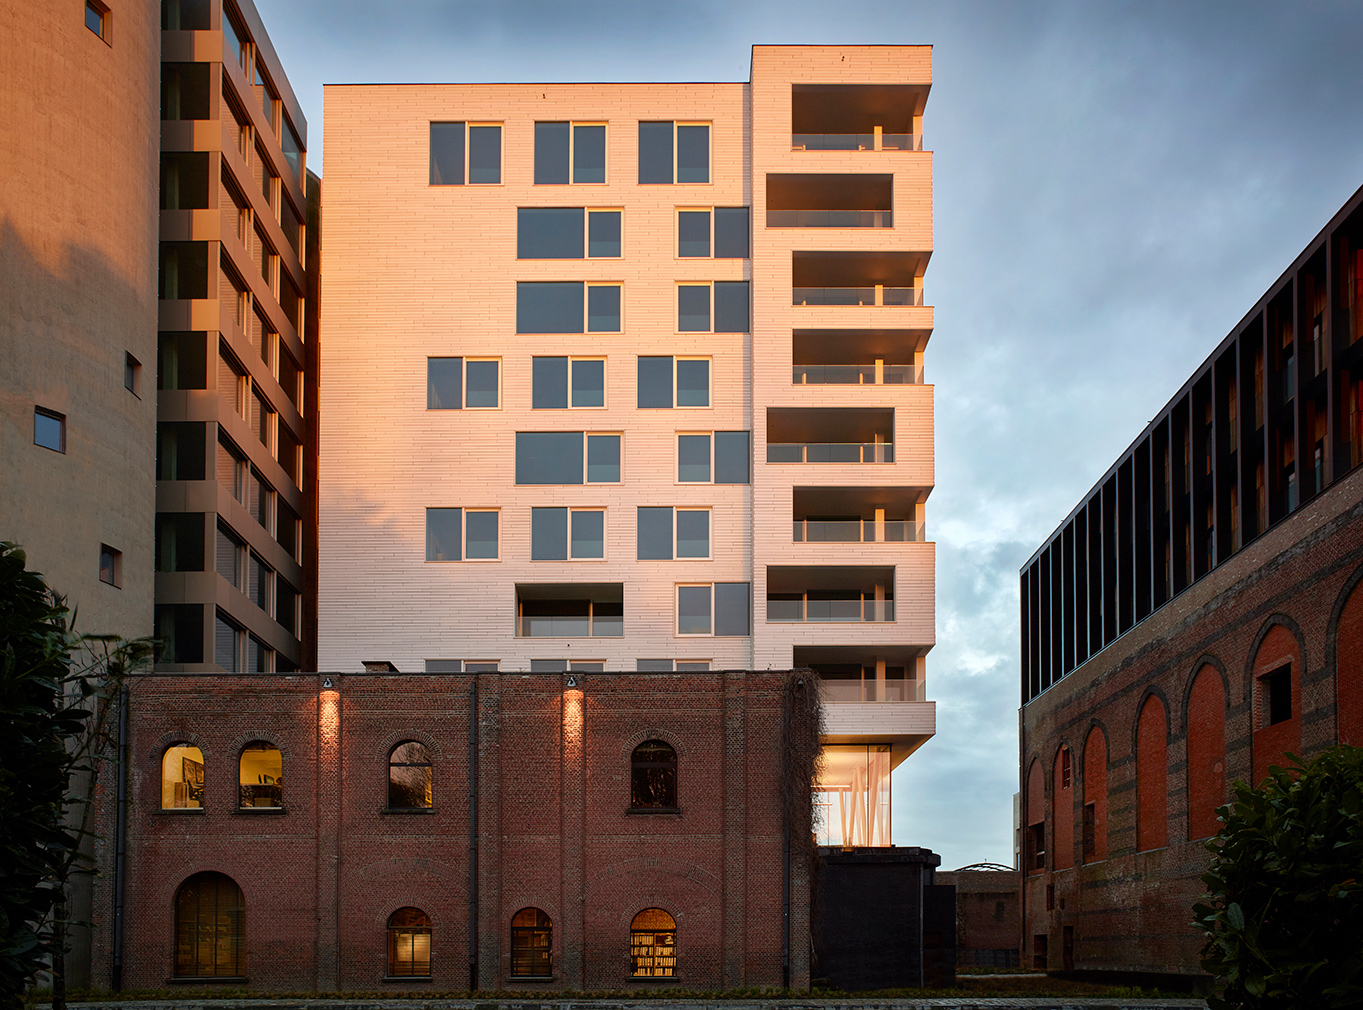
left=95, top=670, right=812, bottom=991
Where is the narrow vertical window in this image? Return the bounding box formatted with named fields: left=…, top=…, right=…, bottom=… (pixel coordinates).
left=510, top=908, right=553, bottom=978
left=630, top=741, right=677, bottom=809
left=630, top=908, right=677, bottom=976
left=174, top=873, right=243, bottom=977
left=388, top=741, right=433, bottom=809
left=387, top=907, right=432, bottom=978
left=162, top=744, right=205, bottom=809
left=238, top=742, right=282, bottom=808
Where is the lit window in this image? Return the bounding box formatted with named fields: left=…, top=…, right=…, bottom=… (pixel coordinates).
left=387, top=907, right=431, bottom=978
left=238, top=741, right=282, bottom=809
left=34, top=407, right=65, bottom=452
left=85, top=1, right=109, bottom=41
left=630, top=741, right=677, bottom=809
left=638, top=356, right=710, bottom=408
left=534, top=122, right=606, bottom=184
left=162, top=743, right=205, bottom=809
left=630, top=908, right=677, bottom=976
left=515, top=432, right=620, bottom=485
left=174, top=873, right=243, bottom=977
left=510, top=908, right=553, bottom=978
left=425, top=508, right=499, bottom=561
left=388, top=741, right=432, bottom=809
left=678, top=282, right=750, bottom=333
left=677, top=431, right=749, bottom=484
left=638, top=121, right=710, bottom=184
left=430, top=122, right=501, bottom=185
left=677, top=207, right=749, bottom=258
left=98, top=544, right=121, bottom=587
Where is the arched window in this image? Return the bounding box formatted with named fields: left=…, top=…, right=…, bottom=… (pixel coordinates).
left=510, top=907, right=552, bottom=978
left=174, top=872, right=243, bottom=977
left=238, top=741, right=282, bottom=809
left=386, top=907, right=431, bottom=978
left=630, top=908, right=676, bottom=977
left=1186, top=665, right=1226, bottom=840
left=1024, top=758, right=1044, bottom=872
left=162, top=743, right=205, bottom=809
left=1136, top=695, right=1168, bottom=851
left=388, top=741, right=432, bottom=809
left=1082, top=726, right=1107, bottom=862
left=1252, top=624, right=1301, bottom=783
left=630, top=740, right=676, bottom=808
left=1338, top=579, right=1363, bottom=746
left=1051, top=745, right=1073, bottom=870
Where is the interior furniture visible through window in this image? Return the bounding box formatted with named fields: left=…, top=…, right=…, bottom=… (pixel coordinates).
left=387, top=907, right=432, bottom=978
left=630, top=908, right=677, bottom=976
left=510, top=907, right=553, bottom=978
left=162, top=743, right=205, bottom=809
left=238, top=741, right=282, bottom=808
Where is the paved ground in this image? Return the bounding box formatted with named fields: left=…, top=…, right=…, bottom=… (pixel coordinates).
left=48, top=998, right=1209, bottom=1010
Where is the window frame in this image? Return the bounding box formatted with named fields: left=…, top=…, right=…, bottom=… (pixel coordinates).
left=678, top=431, right=757, bottom=486
left=530, top=507, right=606, bottom=561
left=638, top=120, right=711, bottom=185
left=514, top=431, right=623, bottom=485
left=510, top=908, right=554, bottom=980
left=427, top=356, right=502, bottom=410
left=516, top=207, right=623, bottom=259
left=237, top=741, right=283, bottom=810
left=174, top=872, right=244, bottom=978
left=387, top=741, right=433, bottom=810
left=629, top=740, right=678, bottom=811
left=85, top=0, right=110, bottom=43
left=629, top=908, right=678, bottom=977
left=675, top=206, right=750, bottom=259
left=637, top=507, right=710, bottom=561
left=676, top=582, right=751, bottom=637
left=429, top=121, right=503, bottom=186
left=515, top=282, right=622, bottom=335
left=161, top=743, right=205, bottom=810
left=534, top=121, right=608, bottom=185
left=677, top=281, right=750, bottom=334
left=386, top=907, right=433, bottom=979
left=425, top=507, right=501, bottom=562
left=531, top=355, right=607, bottom=409
left=33, top=407, right=66, bottom=453
left=637, top=356, right=711, bottom=409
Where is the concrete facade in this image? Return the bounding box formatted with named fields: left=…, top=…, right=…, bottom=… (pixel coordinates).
left=1019, top=183, right=1363, bottom=984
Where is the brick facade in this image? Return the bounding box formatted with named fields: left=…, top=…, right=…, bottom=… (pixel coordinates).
left=94, top=670, right=807, bottom=992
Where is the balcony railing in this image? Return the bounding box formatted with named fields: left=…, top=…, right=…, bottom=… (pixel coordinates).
left=793, top=520, right=924, bottom=543
left=793, top=364, right=923, bottom=385
left=819, top=678, right=917, bottom=702
left=792, top=133, right=921, bottom=152
left=767, top=442, right=894, bottom=464
left=767, top=209, right=892, bottom=228
left=767, top=598, right=896, bottom=623
left=793, top=286, right=922, bottom=307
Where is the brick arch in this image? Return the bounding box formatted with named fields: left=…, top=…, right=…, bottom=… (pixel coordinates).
left=226, top=729, right=291, bottom=758
left=380, top=730, right=443, bottom=761
left=1136, top=693, right=1168, bottom=852
left=150, top=730, right=208, bottom=762
left=621, top=726, right=689, bottom=760
left=1050, top=740, right=1075, bottom=871
left=1247, top=615, right=1304, bottom=783
left=1024, top=757, right=1045, bottom=873
left=1185, top=663, right=1227, bottom=840
left=1131, top=685, right=1173, bottom=751
left=1081, top=723, right=1108, bottom=862
left=1327, top=563, right=1363, bottom=746
left=1180, top=654, right=1230, bottom=728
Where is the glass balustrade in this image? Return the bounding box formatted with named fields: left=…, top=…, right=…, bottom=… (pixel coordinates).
left=766, top=442, right=894, bottom=463
left=793, top=286, right=922, bottom=307
left=767, top=209, right=892, bottom=228
left=792, top=363, right=923, bottom=384
left=766, top=597, right=895, bottom=623
left=792, top=520, right=924, bottom=543
left=791, top=133, right=921, bottom=152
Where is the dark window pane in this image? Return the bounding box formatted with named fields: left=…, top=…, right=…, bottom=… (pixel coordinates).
left=638, top=356, right=673, bottom=408
left=518, top=207, right=584, bottom=259
left=676, top=510, right=709, bottom=558
left=468, top=125, right=501, bottom=183
left=677, top=125, right=709, bottom=183
left=714, top=207, right=750, bottom=258
left=676, top=359, right=709, bottom=407
left=534, top=121, right=570, bottom=184
left=678, top=211, right=710, bottom=257
left=571, top=510, right=604, bottom=558
left=571, top=359, right=605, bottom=407
left=427, top=659, right=463, bottom=672
left=678, top=585, right=712, bottom=634
left=714, top=430, right=750, bottom=484
left=426, top=508, right=462, bottom=561
left=517, top=281, right=583, bottom=333
left=465, top=511, right=498, bottom=559
left=678, top=434, right=710, bottom=482
left=637, top=507, right=673, bottom=560
left=34, top=410, right=63, bottom=451
left=592, top=598, right=623, bottom=637
left=466, top=360, right=499, bottom=407
left=638, top=121, right=673, bottom=184
left=155, top=603, right=204, bottom=664
left=637, top=659, right=673, bottom=671
left=430, top=122, right=464, bottom=185
left=158, top=421, right=206, bottom=480
left=517, top=432, right=584, bottom=485
left=676, top=661, right=710, bottom=671
left=631, top=740, right=677, bottom=807
left=714, top=281, right=750, bottom=333
left=428, top=357, right=463, bottom=409
left=532, top=356, right=569, bottom=409
left=679, top=285, right=710, bottom=332
left=588, top=210, right=621, bottom=257
left=156, top=513, right=205, bottom=572
left=586, top=434, right=620, bottom=482
left=158, top=331, right=208, bottom=390
left=573, top=124, right=606, bottom=183
left=587, top=285, right=621, bottom=332
left=715, top=582, right=751, bottom=636
left=531, top=507, right=568, bottom=560
left=530, top=659, right=568, bottom=672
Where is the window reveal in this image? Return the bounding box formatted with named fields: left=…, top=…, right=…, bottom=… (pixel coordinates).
left=388, top=741, right=433, bottom=809
left=630, top=908, right=677, bottom=976
left=630, top=740, right=677, bottom=809
left=510, top=907, right=553, bottom=978
left=387, top=907, right=432, bottom=977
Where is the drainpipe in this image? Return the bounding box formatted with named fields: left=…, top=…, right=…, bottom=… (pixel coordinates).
left=468, top=677, right=479, bottom=991
left=110, top=684, right=129, bottom=991
left=782, top=684, right=791, bottom=989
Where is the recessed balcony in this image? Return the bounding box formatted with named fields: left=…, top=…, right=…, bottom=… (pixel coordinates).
left=516, top=583, right=622, bottom=638
left=792, top=485, right=927, bottom=544
left=792, top=251, right=926, bottom=308
left=767, top=174, right=893, bottom=229
left=791, top=84, right=926, bottom=153
left=767, top=407, right=894, bottom=464
left=792, top=329, right=928, bottom=387
left=766, top=565, right=894, bottom=623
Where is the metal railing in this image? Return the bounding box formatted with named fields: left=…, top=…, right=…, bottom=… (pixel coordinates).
left=793, top=519, right=924, bottom=543
left=766, top=209, right=893, bottom=228
left=766, top=442, right=894, bottom=464
left=792, top=363, right=923, bottom=385
left=766, top=598, right=896, bottom=623
left=791, top=133, right=921, bottom=152
left=793, top=286, right=922, bottom=307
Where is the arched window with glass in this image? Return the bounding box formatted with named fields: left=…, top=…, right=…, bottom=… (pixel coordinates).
left=237, top=741, right=282, bottom=808
left=630, top=740, right=676, bottom=809
left=162, top=743, right=205, bottom=809
left=386, top=907, right=431, bottom=978
left=388, top=741, right=432, bottom=809
left=510, top=907, right=552, bottom=978
left=630, top=908, right=676, bottom=977
left=174, top=872, right=244, bottom=977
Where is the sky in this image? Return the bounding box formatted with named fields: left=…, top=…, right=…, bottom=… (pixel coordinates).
left=255, top=0, right=1363, bottom=870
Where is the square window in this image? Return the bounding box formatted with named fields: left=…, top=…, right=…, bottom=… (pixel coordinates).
left=517, top=281, right=582, bottom=334
left=85, top=1, right=109, bottom=41
left=587, top=284, right=621, bottom=332
left=678, top=285, right=710, bottom=332
left=678, top=210, right=711, bottom=257
left=639, top=122, right=709, bottom=184
left=532, top=356, right=606, bottom=410
left=678, top=583, right=750, bottom=636
left=34, top=408, right=65, bottom=452
left=125, top=353, right=142, bottom=397
left=428, top=357, right=499, bottom=409
left=638, top=507, right=709, bottom=559
left=98, top=544, right=121, bottom=586
left=678, top=281, right=751, bottom=332
left=587, top=209, right=621, bottom=257
left=535, top=122, right=606, bottom=184
left=430, top=122, right=501, bottom=185
left=637, top=357, right=709, bottom=408
left=677, top=207, right=749, bottom=258
left=676, top=509, right=710, bottom=558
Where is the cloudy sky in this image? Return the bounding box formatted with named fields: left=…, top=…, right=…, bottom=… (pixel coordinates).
left=256, top=0, right=1363, bottom=869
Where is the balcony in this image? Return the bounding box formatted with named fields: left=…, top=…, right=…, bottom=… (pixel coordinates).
left=792, top=329, right=927, bottom=388
left=516, top=583, right=622, bottom=638
left=766, top=565, right=894, bottom=623
left=767, top=407, right=894, bottom=464
left=767, top=174, right=893, bottom=229
left=792, top=251, right=927, bottom=310
left=792, top=486, right=927, bottom=545
left=790, top=83, right=927, bottom=156
left=793, top=285, right=921, bottom=307
left=793, top=519, right=923, bottom=543
left=793, top=364, right=922, bottom=384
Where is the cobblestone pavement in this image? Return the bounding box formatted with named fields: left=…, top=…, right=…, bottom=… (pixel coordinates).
left=48, top=997, right=1208, bottom=1010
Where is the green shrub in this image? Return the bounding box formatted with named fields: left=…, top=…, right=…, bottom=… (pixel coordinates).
left=1194, top=746, right=1363, bottom=1009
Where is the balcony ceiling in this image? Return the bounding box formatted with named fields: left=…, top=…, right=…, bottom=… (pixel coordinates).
left=793, top=485, right=929, bottom=515
left=767, top=565, right=894, bottom=593
left=793, top=328, right=931, bottom=361
left=792, top=250, right=930, bottom=286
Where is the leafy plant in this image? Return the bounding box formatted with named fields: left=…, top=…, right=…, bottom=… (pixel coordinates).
left=1194, top=747, right=1363, bottom=1009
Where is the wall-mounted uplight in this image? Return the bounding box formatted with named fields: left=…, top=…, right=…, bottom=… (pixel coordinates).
left=566, top=675, right=577, bottom=688
left=322, top=677, right=334, bottom=689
